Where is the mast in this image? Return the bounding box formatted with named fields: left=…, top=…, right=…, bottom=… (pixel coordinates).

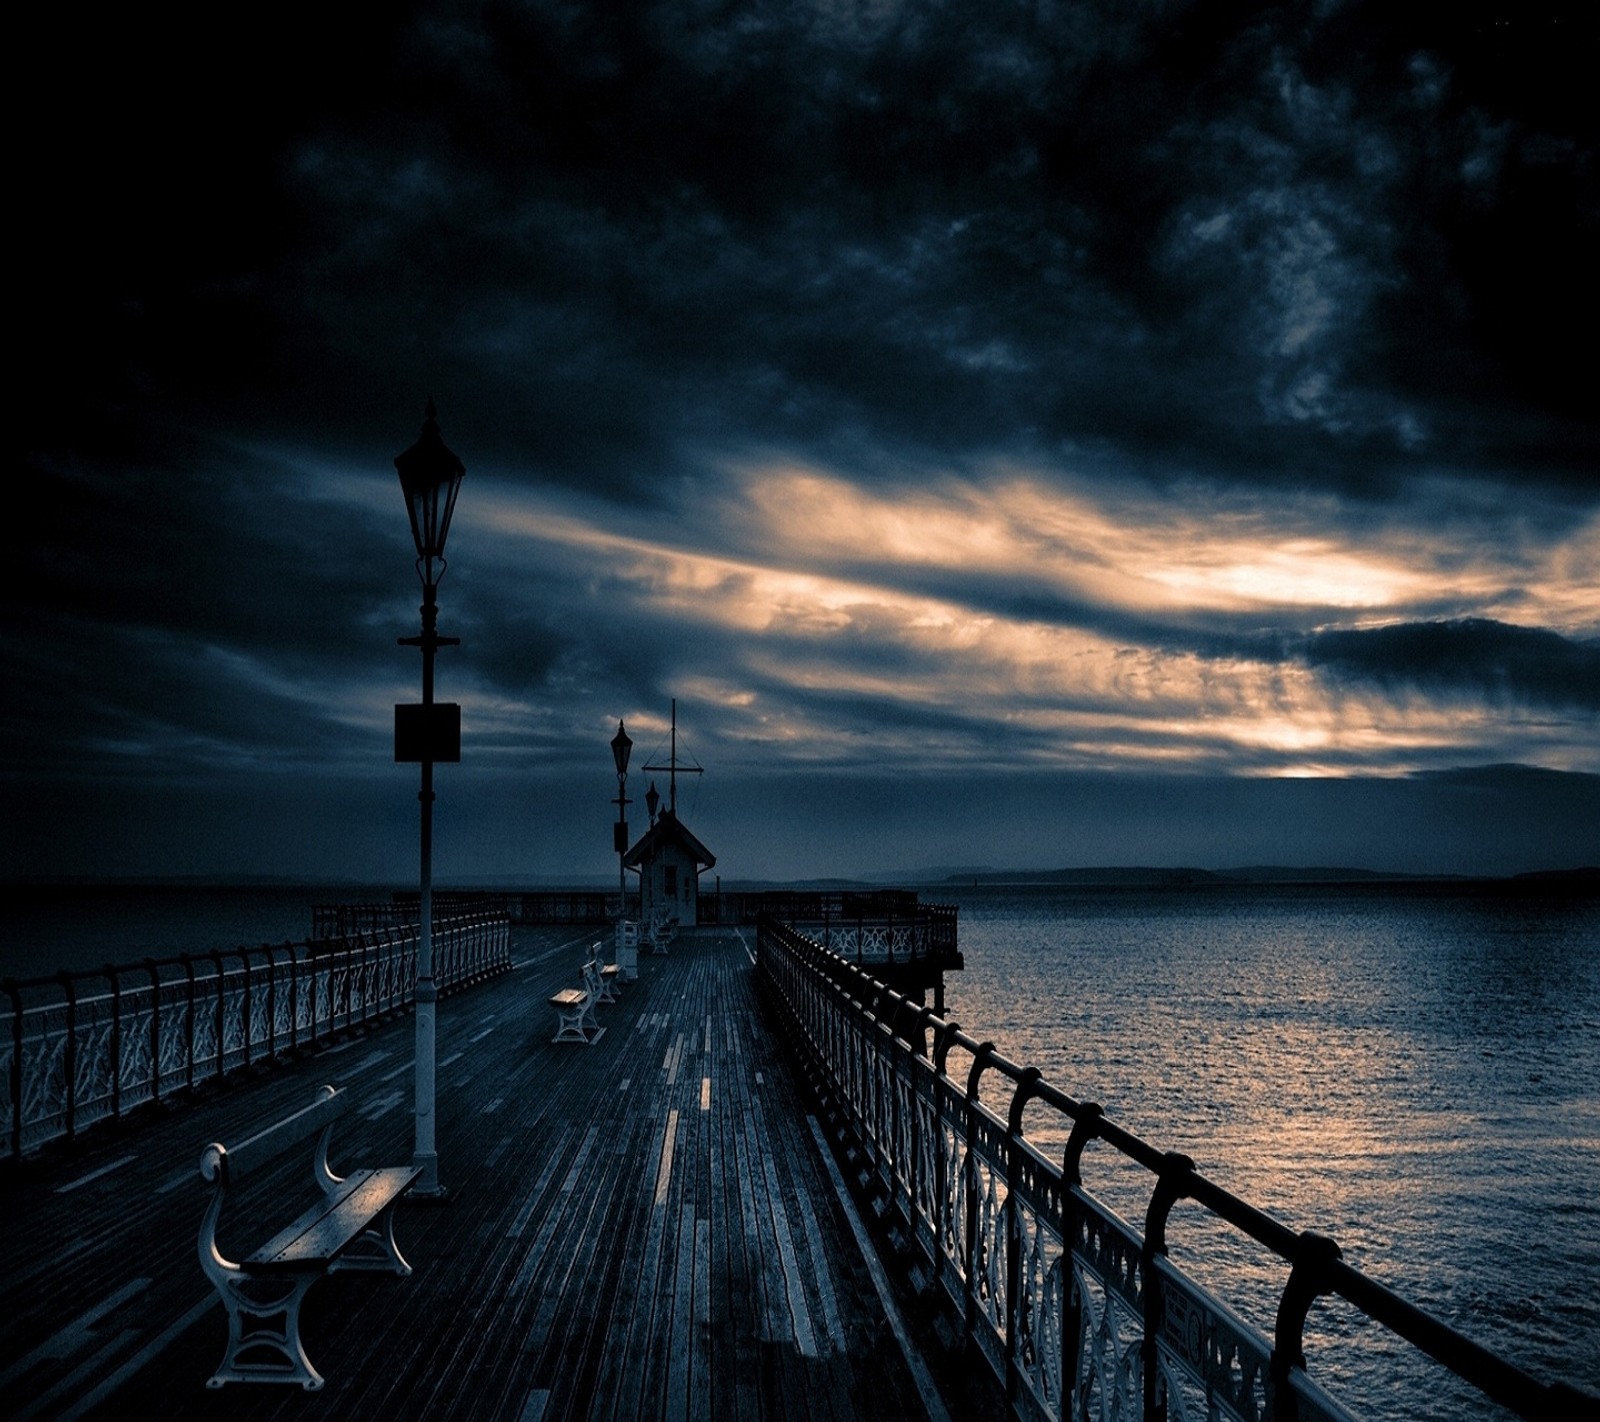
left=643, top=697, right=702, bottom=818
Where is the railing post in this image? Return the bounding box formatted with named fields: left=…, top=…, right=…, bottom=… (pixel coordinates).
left=285, top=943, right=300, bottom=1052
left=932, top=1019, right=962, bottom=1076
left=963, top=1041, right=996, bottom=1348
left=5, top=978, right=23, bottom=1160
left=335, top=937, right=349, bottom=1030
left=311, top=944, right=326, bottom=1046
left=928, top=1017, right=961, bottom=1301
left=1006, top=1066, right=1043, bottom=1413
left=59, top=972, right=78, bottom=1142
left=105, top=964, right=122, bottom=1121
left=1271, top=1230, right=1342, bottom=1422
left=144, top=959, right=161, bottom=1106
left=1060, top=1102, right=1105, bottom=1415
left=1142, top=1151, right=1195, bottom=1422
left=180, top=954, right=196, bottom=1092
left=264, top=946, right=277, bottom=1061
left=210, top=951, right=225, bottom=1081
left=240, top=951, right=254, bottom=1069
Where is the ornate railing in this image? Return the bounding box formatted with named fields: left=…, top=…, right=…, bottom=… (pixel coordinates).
left=807, top=902, right=959, bottom=965
left=756, top=916, right=1588, bottom=1422
left=1, top=912, right=510, bottom=1162
left=734, top=890, right=960, bottom=966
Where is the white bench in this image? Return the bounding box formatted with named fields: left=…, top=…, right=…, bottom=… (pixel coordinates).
left=580, top=957, right=619, bottom=1013
left=589, top=943, right=622, bottom=1002
left=197, top=1084, right=420, bottom=1390
left=550, top=985, right=598, bottom=1043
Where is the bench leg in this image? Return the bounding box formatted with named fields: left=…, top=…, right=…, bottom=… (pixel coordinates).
left=553, top=1007, right=590, bottom=1043
left=207, top=1271, right=325, bottom=1390
left=326, top=1201, right=413, bottom=1276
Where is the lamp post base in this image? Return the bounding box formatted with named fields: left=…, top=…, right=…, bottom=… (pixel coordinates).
left=409, top=1149, right=449, bottom=1202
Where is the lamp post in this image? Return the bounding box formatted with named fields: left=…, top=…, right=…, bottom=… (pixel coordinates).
left=611, top=720, right=633, bottom=919
left=395, top=399, right=464, bottom=1200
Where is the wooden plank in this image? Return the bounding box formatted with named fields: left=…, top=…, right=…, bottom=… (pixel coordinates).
left=691, top=1215, right=712, bottom=1419
left=666, top=1203, right=696, bottom=1421
left=0, top=925, right=948, bottom=1422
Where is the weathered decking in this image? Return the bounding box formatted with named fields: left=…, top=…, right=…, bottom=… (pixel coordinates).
left=0, top=927, right=952, bottom=1422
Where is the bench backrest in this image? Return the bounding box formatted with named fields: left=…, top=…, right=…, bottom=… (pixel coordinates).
left=199, top=1085, right=347, bottom=1186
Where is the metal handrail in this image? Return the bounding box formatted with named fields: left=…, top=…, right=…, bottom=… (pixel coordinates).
left=755, top=914, right=1590, bottom=1422
left=1, top=911, right=511, bottom=1162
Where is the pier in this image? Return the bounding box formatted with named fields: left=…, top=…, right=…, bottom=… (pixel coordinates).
left=1, top=925, right=958, bottom=1422
left=2, top=919, right=1590, bottom=1421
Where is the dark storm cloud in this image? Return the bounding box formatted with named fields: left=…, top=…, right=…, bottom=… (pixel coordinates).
left=29, top=2, right=1593, bottom=504
left=13, top=2, right=1598, bottom=881
left=467, top=0, right=1596, bottom=495
left=1302, top=619, right=1600, bottom=710
left=12, top=434, right=410, bottom=777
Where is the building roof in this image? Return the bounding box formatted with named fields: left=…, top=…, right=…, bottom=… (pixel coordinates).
left=621, top=808, right=716, bottom=870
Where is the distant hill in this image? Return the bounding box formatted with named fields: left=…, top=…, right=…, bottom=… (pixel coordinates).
left=1510, top=865, right=1600, bottom=884
left=1214, top=866, right=1448, bottom=884
left=923, top=865, right=1598, bottom=887
left=939, top=866, right=1225, bottom=887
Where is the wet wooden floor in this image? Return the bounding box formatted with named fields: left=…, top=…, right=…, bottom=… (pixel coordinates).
left=0, top=927, right=948, bottom=1422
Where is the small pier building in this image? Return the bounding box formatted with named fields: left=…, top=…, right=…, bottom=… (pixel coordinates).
left=622, top=806, right=716, bottom=928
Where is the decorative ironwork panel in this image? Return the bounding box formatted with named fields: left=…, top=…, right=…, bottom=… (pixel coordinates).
left=69, top=992, right=118, bottom=1134
left=967, top=1146, right=1009, bottom=1372
left=117, top=995, right=157, bottom=1112
left=1012, top=1200, right=1067, bottom=1419
left=155, top=986, right=194, bottom=1096
left=218, top=978, right=248, bottom=1072
left=18, top=1001, right=70, bottom=1151
left=1073, top=1253, right=1146, bottom=1422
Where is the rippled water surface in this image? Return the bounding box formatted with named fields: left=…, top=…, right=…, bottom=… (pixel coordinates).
left=936, top=882, right=1600, bottom=1419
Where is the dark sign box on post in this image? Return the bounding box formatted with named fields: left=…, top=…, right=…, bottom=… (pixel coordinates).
left=395, top=703, right=462, bottom=762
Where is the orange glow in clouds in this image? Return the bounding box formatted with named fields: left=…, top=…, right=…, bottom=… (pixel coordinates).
left=464, top=465, right=1599, bottom=776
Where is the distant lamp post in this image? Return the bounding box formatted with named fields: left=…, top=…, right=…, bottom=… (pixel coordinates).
left=394, top=398, right=465, bottom=1200
left=611, top=720, right=633, bottom=917
left=646, top=781, right=660, bottom=826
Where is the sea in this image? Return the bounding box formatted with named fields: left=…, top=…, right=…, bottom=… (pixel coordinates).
left=936, top=881, right=1600, bottom=1419
left=3, top=878, right=1596, bottom=1418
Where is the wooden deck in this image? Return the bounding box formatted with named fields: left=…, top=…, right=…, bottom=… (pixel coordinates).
left=0, top=928, right=958, bottom=1422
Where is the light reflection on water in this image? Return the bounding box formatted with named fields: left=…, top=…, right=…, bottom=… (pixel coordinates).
left=937, top=883, right=1600, bottom=1420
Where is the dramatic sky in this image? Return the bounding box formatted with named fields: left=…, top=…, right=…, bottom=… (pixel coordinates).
left=12, top=1, right=1598, bottom=885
